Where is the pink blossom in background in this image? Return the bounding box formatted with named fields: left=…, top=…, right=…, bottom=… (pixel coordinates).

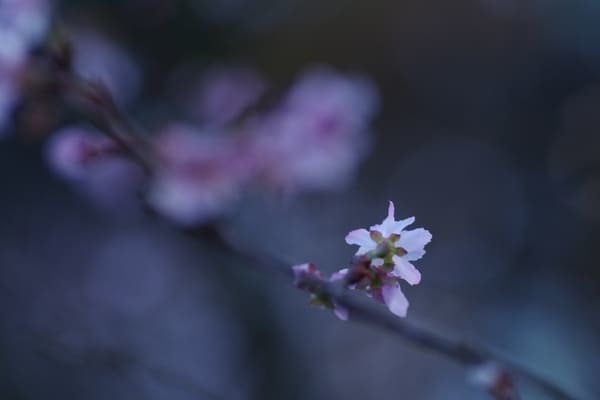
left=190, top=66, right=266, bottom=126
left=45, top=126, right=121, bottom=181
left=0, top=0, right=51, bottom=134
left=250, top=67, right=379, bottom=193
left=70, top=28, right=142, bottom=106
left=148, top=124, right=248, bottom=226
left=0, top=0, right=50, bottom=68
left=46, top=126, right=144, bottom=211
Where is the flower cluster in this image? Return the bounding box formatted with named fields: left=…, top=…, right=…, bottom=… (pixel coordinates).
left=0, top=0, right=51, bottom=133
left=46, top=66, right=378, bottom=225
left=293, top=202, right=431, bottom=319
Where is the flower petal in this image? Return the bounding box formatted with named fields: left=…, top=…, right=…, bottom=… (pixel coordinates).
left=345, top=228, right=375, bottom=254
left=333, top=303, right=349, bottom=320
left=370, top=216, right=415, bottom=237
left=404, top=248, right=426, bottom=261
left=391, top=216, right=416, bottom=233
left=381, top=283, right=409, bottom=317
left=391, top=255, right=421, bottom=285
left=330, top=268, right=348, bottom=282
left=398, top=228, right=432, bottom=255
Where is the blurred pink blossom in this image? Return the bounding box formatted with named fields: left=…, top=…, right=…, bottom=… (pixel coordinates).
left=190, top=66, right=266, bottom=125
left=0, top=0, right=51, bottom=134
left=250, top=67, right=378, bottom=192
left=46, top=125, right=144, bottom=211
left=147, top=124, right=248, bottom=226
left=0, top=0, right=50, bottom=68
left=45, top=126, right=122, bottom=181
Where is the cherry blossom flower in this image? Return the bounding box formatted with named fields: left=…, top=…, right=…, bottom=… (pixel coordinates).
left=336, top=201, right=432, bottom=317
left=0, top=0, right=50, bottom=68
left=45, top=126, right=122, bottom=181
left=147, top=124, right=248, bottom=226
left=250, top=67, right=378, bottom=193
left=0, top=0, right=51, bottom=134
left=46, top=125, right=144, bottom=211
left=345, top=201, right=431, bottom=286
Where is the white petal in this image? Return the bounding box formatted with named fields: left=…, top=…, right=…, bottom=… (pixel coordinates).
left=391, top=255, right=421, bottom=285
left=370, top=216, right=415, bottom=237
left=404, top=249, right=426, bottom=261
left=369, top=201, right=395, bottom=236
left=345, top=228, right=374, bottom=248
left=382, top=284, right=409, bottom=317
left=387, top=201, right=395, bottom=219
left=398, top=228, right=432, bottom=253
left=333, top=303, right=349, bottom=320
left=330, top=268, right=348, bottom=282
left=356, top=246, right=372, bottom=256
left=371, top=258, right=384, bottom=267
left=391, top=216, right=416, bottom=233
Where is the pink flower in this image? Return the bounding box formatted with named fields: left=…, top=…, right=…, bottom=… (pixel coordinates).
left=46, top=126, right=144, bottom=211
left=147, top=124, right=247, bottom=226
left=0, top=0, right=51, bottom=133
left=45, top=126, right=121, bottom=181
left=250, top=67, right=378, bottom=192
left=337, top=201, right=432, bottom=317
left=345, top=201, right=431, bottom=285
left=0, top=0, right=50, bottom=69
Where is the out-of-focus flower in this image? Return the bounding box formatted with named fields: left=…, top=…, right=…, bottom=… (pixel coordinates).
left=292, top=263, right=348, bottom=320
left=251, top=67, right=378, bottom=193
left=147, top=124, right=248, bottom=226
left=189, top=66, right=266, bottom=126
left=70, top=28, right=142, bottom=106
left=0, top=0, right=50, bottom=68
left=0, top=0, right=51, bottom=134
left=345, top=201, right=431, bottom=285
left=46, top=125, right=144, bottom=211
left=45, top=126, right=121, bottom=181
